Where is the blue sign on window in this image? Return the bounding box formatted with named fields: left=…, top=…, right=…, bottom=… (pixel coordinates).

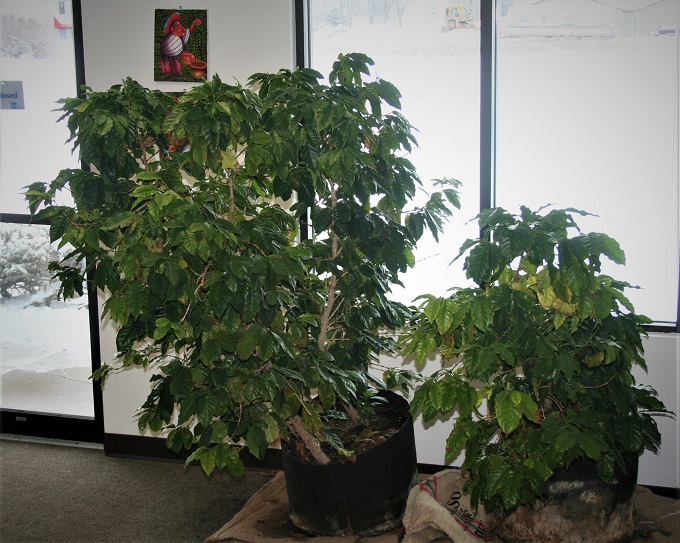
left=1, top=81, right=25, bottom=110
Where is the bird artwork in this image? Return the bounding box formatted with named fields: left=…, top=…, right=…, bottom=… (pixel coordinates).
left=155, top=9, right=207, bottom=82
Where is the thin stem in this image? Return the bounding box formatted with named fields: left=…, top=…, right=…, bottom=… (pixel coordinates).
left=181, top=261, right=212, bottom=322
left=318, top=179, right=340, bottom=351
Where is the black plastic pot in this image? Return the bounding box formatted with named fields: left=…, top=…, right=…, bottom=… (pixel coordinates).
left=488, top=458, right=639, bottom=543
left=281, top=390, right=418, bottom=536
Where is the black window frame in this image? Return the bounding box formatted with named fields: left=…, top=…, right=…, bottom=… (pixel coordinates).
left=294, top=0, right=679, bottom=334
left=0, top=0, right=104, bottom=443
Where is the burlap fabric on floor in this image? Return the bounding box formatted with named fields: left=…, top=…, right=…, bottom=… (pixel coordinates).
left=403, top=470, right=679, bottom=543
left=402, top=470, right=499, bottom=543
left=206, top=471, right=405, bottom=543
left=207, top=470, right=679, bottom=543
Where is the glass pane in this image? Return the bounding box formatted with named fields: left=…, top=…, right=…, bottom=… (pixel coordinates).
left=495, top=0, right=679, bottom=324
left=0, top=0, right=79, bottom=213
left=0, top=223, right=93, bottom=417
left=311, top=0, right=482, bottom=303
left=0, top=0, right=93, bottom=417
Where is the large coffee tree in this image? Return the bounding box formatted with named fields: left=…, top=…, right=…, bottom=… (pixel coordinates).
left=26, top=53, right=460, bottom=474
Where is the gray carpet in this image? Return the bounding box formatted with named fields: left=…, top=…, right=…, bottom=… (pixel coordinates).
left=0, top=437, right=274, bottom=543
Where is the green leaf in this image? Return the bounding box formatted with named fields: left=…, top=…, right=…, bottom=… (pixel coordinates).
left=495, top=391, right=522, bottom=434
left=105, top=295, right=128, bottom=324
left=245, top=424, right=269, bottom=460
left=215, top=444, right=245, bottom=476
left=578, top=432, right=609, bottom=461
left=466, top=241, right=504, bottom=285
left=498, top=467, right=524, bottom=509
left=208, top=281, right=230, bottom=319
left=196, top=394, right=218, bottom=429
left=167, top=427, right=194, bottom=453
left=375, top=78, right=401, bottom=108
left=618, top=418, right=643, bottom=452
left=101, top=212, right=136, bottom=231
left=424, top=297, right=457, bottom=334
left=402, top=326, right=438, bottom=365
left=445, top=427, right=467, bottom=459
left=427, top=379, right=446, bottom=411
left=116, top=320, right=140, bottom=352
left=153, top=317, right=172, bottom=340
left=200, top=447, right=217, bottom=476
left=170, top=368, right=194, bottom=398
left=131, top=184, right=159, bottom=198
left=470, top=296, right=492, bottom=331
left=261, top=414, right=280, bottom=444
left=465, top=347, right=497, bottom=382
left=126, top=282, right=144, bottom=317
left=554, top=428, right=577, bottom=453
left=236, top=331, right=257, bottom=360
left=593, top=288, right=615, bottom=320
left=485, top=459, right=510, bottom=497
left=518, top=392, right=538, bottom=421
left=598, top=452, right=616, bottom=481
left=525, top=457, right=553, bottom=481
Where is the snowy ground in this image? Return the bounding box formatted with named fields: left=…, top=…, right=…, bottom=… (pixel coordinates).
left=0, top=298, right=94, bottom=416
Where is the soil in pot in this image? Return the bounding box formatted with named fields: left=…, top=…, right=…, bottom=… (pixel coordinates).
left=487, top=458, right=639, bottom=543
left=282, top=390, right=418, bottom=537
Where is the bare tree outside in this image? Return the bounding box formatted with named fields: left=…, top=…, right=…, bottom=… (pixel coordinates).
left=391, top=0, right=413, bottom=28
left=334, top=0, right=356, bottom=29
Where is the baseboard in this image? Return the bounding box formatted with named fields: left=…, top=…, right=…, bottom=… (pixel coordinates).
left=644, top=485, right=680, bottom=499
left=103, top=433, right=283, bottom=471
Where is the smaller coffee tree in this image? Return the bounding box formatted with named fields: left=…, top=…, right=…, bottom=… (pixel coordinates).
left=394, top=206, right=670, bottom=512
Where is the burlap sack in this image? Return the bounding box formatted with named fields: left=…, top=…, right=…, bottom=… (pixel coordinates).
left=403, top=470, right=497, bottom=543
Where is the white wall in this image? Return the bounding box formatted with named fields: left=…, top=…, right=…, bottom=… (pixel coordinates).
left=80, top=0, right=295, bottom=92
left=80, top=0, right=296, bottom=436
left=81, top=0, right=680, bottom=490
left=635, top=333, right=680, bottom=489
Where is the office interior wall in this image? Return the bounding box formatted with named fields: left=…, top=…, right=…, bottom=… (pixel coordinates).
left=80, top=0, right=679, bottom=490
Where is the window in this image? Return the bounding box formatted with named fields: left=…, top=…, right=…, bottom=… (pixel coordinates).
left=0, top=0, right=102, bottom=441
left=0, top=221, right=93, bottom=417
left=302, top=0, right=679, bottom=329
left=307, top=0, right=481, bottom=303
left=494, top=0, right=679, bottom=328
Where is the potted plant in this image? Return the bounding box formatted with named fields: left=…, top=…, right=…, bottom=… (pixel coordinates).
left=25, top=53, right=459, bottom=536
left=395, top=206, right=670, bottom=543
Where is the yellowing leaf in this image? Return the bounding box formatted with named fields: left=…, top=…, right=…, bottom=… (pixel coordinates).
left=584, top=351, right=605, bottom=368
left=536, top=286, right=556, bottom=308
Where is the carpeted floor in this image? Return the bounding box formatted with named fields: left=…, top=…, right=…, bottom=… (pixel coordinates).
left=0, top=436, right=273, bottom=543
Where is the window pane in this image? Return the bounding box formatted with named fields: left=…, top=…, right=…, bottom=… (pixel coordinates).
left=0, top=223, right=93, bottom=417
left=0, top=0, right=79, bottom=213
left=311, top=0, right=481, bottom=303
left=0, top=0, right=93, bottom=418
left=495, top=0, right=679, bottom=324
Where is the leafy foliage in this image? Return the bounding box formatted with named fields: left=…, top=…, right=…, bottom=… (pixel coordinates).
left=395, top=206, right=671, bottom=512
left=25, top=55, right=458, bottom=475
